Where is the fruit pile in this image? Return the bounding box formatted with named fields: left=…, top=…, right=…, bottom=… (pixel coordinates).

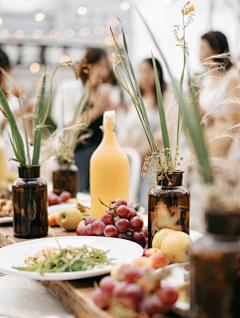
left=48, top=191, right=72, bottom=206
left=76, top=198, right=147, bottom=247
left=93, top=264, right=179, bottom=317
left=130, top=248, right=169, bottom=269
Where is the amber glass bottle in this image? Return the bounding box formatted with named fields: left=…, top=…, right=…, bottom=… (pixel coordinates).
left=191, top=210, right=240, bottom=318
left=12, top=165, right=48, bottom=238
left=148, top=171, right=190, bottom=247
left=52, top=163, right=78, bottom=198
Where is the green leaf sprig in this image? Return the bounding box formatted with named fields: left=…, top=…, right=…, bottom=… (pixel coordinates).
left=13, top=245, right=114, bottom=275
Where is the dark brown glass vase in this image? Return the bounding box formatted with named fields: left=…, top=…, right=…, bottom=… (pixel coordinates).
left=191, top=210, right=240, bottom=318
left=148, top=171, right=190, bottom=247
left=52, top=164, right=78, bottom=198
left=12, top=165, right=48, bottom=238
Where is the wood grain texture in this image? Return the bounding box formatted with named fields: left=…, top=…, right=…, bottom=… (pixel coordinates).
left=0, top=225, right=113, bottom=318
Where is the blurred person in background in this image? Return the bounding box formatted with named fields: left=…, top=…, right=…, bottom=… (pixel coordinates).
left=187, top=31, right=240, bottom=233
left=199, top=31, right=240, bottom=158
left=52, top=48, right=122, bottom=192
left=119, top=58, right=178, bottom=208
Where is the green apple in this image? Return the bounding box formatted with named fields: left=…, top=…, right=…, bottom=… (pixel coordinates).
left=58, top=207, right=83, bottom=231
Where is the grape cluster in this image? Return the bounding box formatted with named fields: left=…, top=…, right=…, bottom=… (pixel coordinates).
left=76, top=198, right=147, bottom=247
left=92, top=264, right=178, bottom=317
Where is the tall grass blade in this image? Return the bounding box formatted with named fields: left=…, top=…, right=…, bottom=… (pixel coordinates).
left=151, top=52, right=172, bottom=165
left=134, top=6, right=212, bottom=182
left=0, top=87, right=26, bottom=165
left=18, top=99, right=30, bottom=164
left=32, top=72, right=46, bottom=165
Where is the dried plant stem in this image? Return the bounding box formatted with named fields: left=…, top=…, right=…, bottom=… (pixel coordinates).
left=17, top=98, right=30, bottom=164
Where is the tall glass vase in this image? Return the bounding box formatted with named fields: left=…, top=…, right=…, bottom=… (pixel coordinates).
left=12, top=165, right=48, bottom=238
left=148, top=171, right=190, bottom=247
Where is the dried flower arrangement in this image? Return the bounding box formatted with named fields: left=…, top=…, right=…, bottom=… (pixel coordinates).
left=0, top=70, right=47, bottom=166
left=0, top=60, right=91, bottom=167
left=110, top=2, right=212, bottom=185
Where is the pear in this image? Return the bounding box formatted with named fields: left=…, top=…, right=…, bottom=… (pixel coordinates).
left=161, top=231, right=193, bottom=263
left=152, top=228, right=176, bottom=250
left=58, top=207, right=83, bottom=231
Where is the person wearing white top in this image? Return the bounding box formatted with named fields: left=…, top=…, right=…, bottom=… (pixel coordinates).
left=198, top=31, right=240, bottom=158
left=187, top=31, right=240, bottom=233
left=51, top=48, right=122, bottom=192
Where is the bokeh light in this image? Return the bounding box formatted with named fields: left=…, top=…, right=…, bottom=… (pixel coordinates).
left=35, top=13, right=45, bottom=22
left=64, top=28, right=75, bottom=38
left=33, top=29, right=43, bottom=39
left=30, top=63, right=40, bottom=73
left=79, top=27, right=90, bottom=37
left=120, top=2, right=130, bottom=10
left=0, top=18, right=3, bottom=25
left=162, top=0, right=172, bottom=3
left=60, top=55, right=71, bottom=64
left=15, top=29, right=25, bottom=39
left=77, top=6, right=87, bottom=15
left=106, top=27, right=116, bottom=35
left=94, top=25, right=104, bottom=35
left=49, top=29, right=59, bottom=39
left=0, top=29, right=9, bottom=38
left=104, top=36, right=115, bottom=46
left=118, top=33, right=129, bottom=43
left=108, top=18, right=119, bottom=28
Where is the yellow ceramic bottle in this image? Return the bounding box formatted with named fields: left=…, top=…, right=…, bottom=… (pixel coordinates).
left=90, top=110, right=129, bottom=219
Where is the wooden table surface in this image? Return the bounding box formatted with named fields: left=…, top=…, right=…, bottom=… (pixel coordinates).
left=0, top=224, right=113, bottom=318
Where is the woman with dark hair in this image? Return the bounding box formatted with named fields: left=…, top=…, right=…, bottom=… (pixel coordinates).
left=199, top=31, right=240, bottom=157
left=52, top=47, right=121, bottom=192
left=119, top=58, right=177, bottom=161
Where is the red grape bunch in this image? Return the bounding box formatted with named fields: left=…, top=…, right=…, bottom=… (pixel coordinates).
left=92, top=264, right=179, bottom=317
left=76, top=198, right=148, bottom=247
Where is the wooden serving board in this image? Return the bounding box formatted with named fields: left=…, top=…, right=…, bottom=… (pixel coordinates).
left=0, top=224, right=113, bottom=318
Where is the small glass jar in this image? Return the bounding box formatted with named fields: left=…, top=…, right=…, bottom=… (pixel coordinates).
left=148, top=171, right=190, bottom=247
left=12, top=165, right=48, bottom=238
left=52, top=164, right=78, bottom=198
left=191, top=210, right=240, bottom=318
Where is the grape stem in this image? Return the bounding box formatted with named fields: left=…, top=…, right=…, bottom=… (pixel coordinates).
left=98, top=197, right=112, bottom=209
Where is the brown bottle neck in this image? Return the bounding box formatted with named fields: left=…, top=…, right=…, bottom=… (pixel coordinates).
left=157, top=171, right=183, bottom=186
left=18, top=165, right=40, bottom=178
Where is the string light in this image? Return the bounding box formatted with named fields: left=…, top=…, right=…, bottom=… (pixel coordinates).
left=64, top=28, right=75, bottom=38
left=104, top=36, right=115, bottom=46
left=79, top=27, right=90, bottom=37
left=60, top=55, right=71, bottom=64
left=118, top=33, right=128, bottom=43
left=49, top=29, right=59, bottom=39
left=30, top=63, right=40, bottom=73
left=33, top=30, right=43, bottom=39
left=120, top=2, right=130, bottom=10
left=15, top=29, right=25, bottom=39
left=35, top=13, right=45, bottom=22
left=0, top=29, right=9, bottom=38
left=77, top=6, right=87, bottom=15
left=106, top=27, right=116, bottom=35
left=94, top=25, right=104, bottom=35
left=108, top=18, right=119, bottom=28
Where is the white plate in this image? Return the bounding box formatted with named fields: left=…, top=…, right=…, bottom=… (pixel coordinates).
left=0, top=236, right=143, bottom=281
left=77, top=192, right=91, bottom=208
left=0, top=216, right=12, bottom=224
left=48, top=203, right=77, bottom=215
